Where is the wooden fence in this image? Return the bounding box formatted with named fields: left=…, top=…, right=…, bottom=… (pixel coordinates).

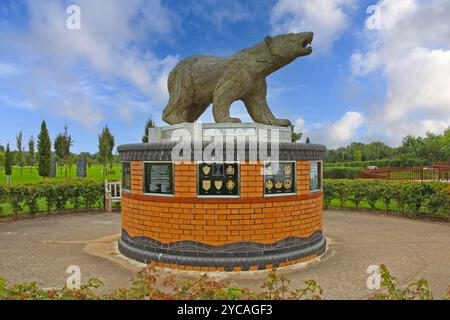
left=360, top=163, right=450, bottom=181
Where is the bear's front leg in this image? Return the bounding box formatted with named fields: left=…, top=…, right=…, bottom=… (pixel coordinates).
left=244, top=79, right=291, bottom=127
left=213, top=72, right=252, bottom=123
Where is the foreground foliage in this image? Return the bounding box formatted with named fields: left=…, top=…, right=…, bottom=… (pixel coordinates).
left=0, top=265, right=448, bottom=300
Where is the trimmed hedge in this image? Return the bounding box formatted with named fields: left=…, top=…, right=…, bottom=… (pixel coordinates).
left=323, top=179, right=450, bottom=218
left=324, top=167, right=360, bottom=179
left=325, top=159, right=429, bottom=168
left=0, top=180, right=104, bottom=216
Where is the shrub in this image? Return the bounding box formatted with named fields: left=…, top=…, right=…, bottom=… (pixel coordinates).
left=80, top=181, right=104, bottom=209
left=23, top=185, right=41, bottom=215
left=323, top=179, right=449, bottom=218
left=333, top=181, right=350, bottom=208
left=404, top=183, right=434, bottom=216
left=0, top=186, right=4, bottom=214
left=378, top=183, right=395, bottom=211
left=69, top=182, right=84, bottom=210
left=370, top=265, right=433, bottom=300
left=365, top=182, right=381, bottom=210
left=323, top=167, right=360, bottom=179
left=0, top=180, right=104, bottom=216
left=427, top=189, right=450, bottom=217
left=322, top=181, right=336, bottom=209
left=54, top=184, right=71, bottom=211
left=348, top=180, right=367, bottom=209
left=3, top=185, right=26, bottom=215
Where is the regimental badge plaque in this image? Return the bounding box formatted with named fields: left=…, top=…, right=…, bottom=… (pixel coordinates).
left=264, top=161, right=296, bottom=196
left=198, top=162, right=239, bottom=197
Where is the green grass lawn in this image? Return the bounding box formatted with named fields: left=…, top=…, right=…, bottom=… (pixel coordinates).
left=0, top=164, right=122, bottom=185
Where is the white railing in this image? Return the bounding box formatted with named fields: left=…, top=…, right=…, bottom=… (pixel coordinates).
left=105, top=180, right=122, bottom=213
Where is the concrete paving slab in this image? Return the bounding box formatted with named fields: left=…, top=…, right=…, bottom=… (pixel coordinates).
left=0, top=210, right=448, bottom=299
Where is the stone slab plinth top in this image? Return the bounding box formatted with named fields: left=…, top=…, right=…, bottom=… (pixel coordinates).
left=148, top=123, right=292, bottom=144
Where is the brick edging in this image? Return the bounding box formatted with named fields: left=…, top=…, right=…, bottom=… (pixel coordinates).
left=122, top=191, right=322, bottom=204
left=118, top=229, right=326, bottom=271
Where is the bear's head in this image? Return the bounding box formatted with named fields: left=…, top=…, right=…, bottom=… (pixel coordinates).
left=264, top=32, right=314, bottom=63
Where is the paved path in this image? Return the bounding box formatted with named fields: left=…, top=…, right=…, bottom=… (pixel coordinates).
left=0, top=210, right=449, bottom=299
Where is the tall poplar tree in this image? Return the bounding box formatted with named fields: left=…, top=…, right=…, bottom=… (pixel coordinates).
left=28, top=136, right=35, bottom=172
left=16, top=130, right=24, bottom=175
left=98, top=126, right=115, bottom=177
left=37, top=121, right=52, bottom=179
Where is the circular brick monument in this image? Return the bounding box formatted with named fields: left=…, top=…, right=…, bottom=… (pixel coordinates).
left=117, top=31, right=325, bottom=271
left=117, top=124, right=326, bottom=271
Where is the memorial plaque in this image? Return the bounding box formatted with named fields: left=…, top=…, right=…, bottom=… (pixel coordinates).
left=50, top=157, right=57, bottom=178
left=198, top=162, right=239, bottom=197
left=143, top=162, right=174, bottom=195
left=122, top=162, right=131, bottom=190
left=77, top=157, right=87, bottom=178
left=310, top=161, right=322, bottom=191
left=264, top=161, right=296, bottom=196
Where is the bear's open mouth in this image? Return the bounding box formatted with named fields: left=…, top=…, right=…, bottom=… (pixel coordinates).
left=302, top=39, right=312, bottom=48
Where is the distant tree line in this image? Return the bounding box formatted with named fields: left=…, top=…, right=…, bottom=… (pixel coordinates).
left=1, top=121, right=117, bottom=183
left=326, top=128, right=450, bottom=166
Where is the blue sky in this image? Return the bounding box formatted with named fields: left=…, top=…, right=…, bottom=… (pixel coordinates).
left=0, top=0, right=449, bottom=153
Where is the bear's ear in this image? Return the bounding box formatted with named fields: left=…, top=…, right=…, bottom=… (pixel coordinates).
left=264, top=36, right=273, bottom=48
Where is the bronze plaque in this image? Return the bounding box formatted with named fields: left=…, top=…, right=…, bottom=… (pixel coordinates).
left=264, top=162, right=296, bottom=196
left=198, top=162, right=239, bottom=197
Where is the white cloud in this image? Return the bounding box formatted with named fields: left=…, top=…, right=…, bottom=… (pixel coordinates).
left=351, top=0, right=450, bottom=145
left=271, top=0, right=356, bottom=52
left=0, top=63, right=19, bottom=76
left=295, top=111, right=366, bottom=148
left=327, top=111, right=366, bottom=143
left=1, top=0, right=178, bottom=127
left=294, top=118, right=307, bottom=135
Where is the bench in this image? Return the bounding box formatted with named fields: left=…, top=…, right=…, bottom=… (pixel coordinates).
left=105, top=180, right=122, bottom=213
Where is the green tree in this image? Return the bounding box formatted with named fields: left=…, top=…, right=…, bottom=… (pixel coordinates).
left=28, top=136, right=35, bottom=172
left=5, top=143, right=12, bottom=184
left=290, top=125, right=302, bottom=143
left=37, top=120, right=52, bottom=179
left=443, top=128, right=450, bottom=162
left=98, top=126, right=115, bottom=177
left=54, top=126, right=74, bottom=177
left=54, top=133, right=66, bottom=176
left=62, top=126, right=73, bottom=177
left=0, top=150, right=4, bottom=171
left=142, top=117, right=156, bottom=143
left=353, top=150, right=363, bottom=162
left=16, top=130, right=24, bottom=176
